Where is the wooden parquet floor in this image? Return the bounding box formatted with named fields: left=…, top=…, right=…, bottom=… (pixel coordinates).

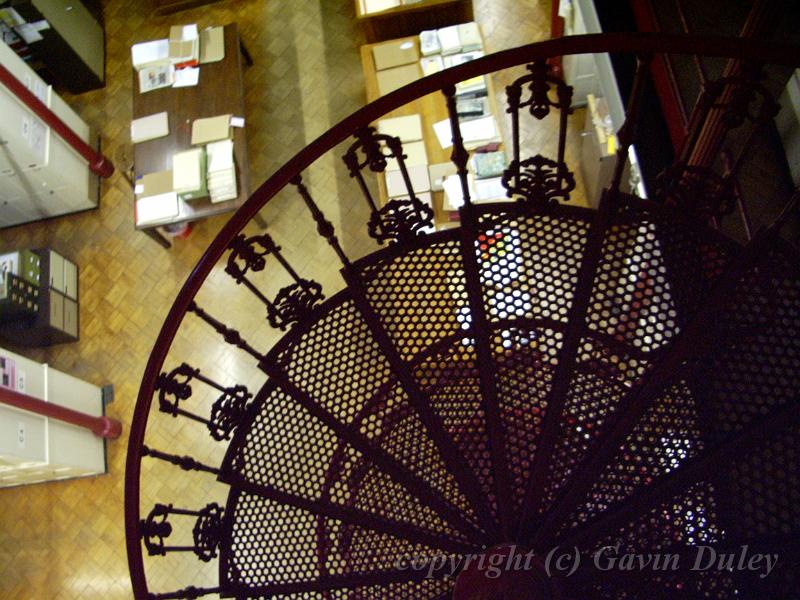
left=0, top=1, right=585, bottom=597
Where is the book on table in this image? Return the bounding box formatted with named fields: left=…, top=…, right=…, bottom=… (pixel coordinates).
left=131, top=112, right=169, bottom=143
left=472, top=150, right=507, bottom=179
left=191, top=114, right=233, bottom=145
left=173, top=148, right=208, bottom=201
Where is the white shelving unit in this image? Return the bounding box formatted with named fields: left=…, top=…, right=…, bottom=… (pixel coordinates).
left=0, top=347, right=107, bottom=487
left=0, top=39, right=99, bottom=228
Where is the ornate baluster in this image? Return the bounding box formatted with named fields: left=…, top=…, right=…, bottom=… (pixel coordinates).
left=443, top=84, right=473, bottom=211
left=142, top=446, right=220, bottom=475
left=502, top=60, right=575, bottom=209
left=225, top=234, right=324, bottom=330
left=291, top=174, right=350, bottom=266
left=140, top=502, right=224, bottom=562
left=188, top=301, right=267, bottom=362
left=156, top=363, right=252, bottom=441
left=342, top=125, right=433, bottom=244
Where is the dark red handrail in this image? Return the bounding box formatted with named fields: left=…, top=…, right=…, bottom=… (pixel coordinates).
left=125, top=32, right=800, bottom=597
left=0, top=386, right=121, bottom=439
left=0, top=63, right=114, bottom=178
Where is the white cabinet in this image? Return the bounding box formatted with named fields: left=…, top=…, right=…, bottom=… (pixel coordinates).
left=0, top=347, right=107, bottom=487
left=0, top=39, right=98, bottom=228
left=562, top=0, right=599, bottom=107
left=564, top=0, right=648, bottom=199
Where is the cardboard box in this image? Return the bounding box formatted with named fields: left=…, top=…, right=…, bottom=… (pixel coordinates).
left=376, top=63, right=421, bottom=96
left=191, top=115, right=232, bottom=145
left=428, top=162, right=458, bottom=191
left=136, top=170, right=174, bottom=197
left=372, top=39, right=419, bottom=71
left=169, top=25, right=199, bottom=69
left=199, top=26, right=224, bottom=64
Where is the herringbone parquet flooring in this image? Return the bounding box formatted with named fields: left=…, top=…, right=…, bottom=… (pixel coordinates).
left=0, top=1, right=583, bottom=597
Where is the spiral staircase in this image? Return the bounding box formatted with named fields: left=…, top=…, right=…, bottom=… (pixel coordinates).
left=125, top=34, right=800, bottom=599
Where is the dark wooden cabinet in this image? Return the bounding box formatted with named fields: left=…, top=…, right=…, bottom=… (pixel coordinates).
left=150, top=0, right=224, bottom=16
left=355, top=0, right=474, bottom=43
left=4, top=0, right=105, bottom=93
left=0, top=249, right=79, bottom=346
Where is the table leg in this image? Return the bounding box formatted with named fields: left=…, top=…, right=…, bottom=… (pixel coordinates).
left=239, top=39, right=254, bottom=67
left=144, top=227, right=172, bottom=249
left=254, top=212, right=267, bottom=229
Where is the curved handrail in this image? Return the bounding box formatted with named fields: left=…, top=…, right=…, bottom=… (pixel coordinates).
left=125, top=32, right=800, bottom=597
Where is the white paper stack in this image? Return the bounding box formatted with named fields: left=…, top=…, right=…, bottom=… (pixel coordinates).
left=386, top=140, right=428, bottom=170
left=386, top=165, right=430, bottom=197
left=135, top=192, right=179, bottom=226
left=458, top=22, right=483, bottom=52
left=473, top=176, right=508, bottom=202
left=433, top=116, right=499, bottom=150
left=419, top=30, right=441, bottom=56
left=206, top=139, right=237, bottom=203
left=377, top=114, right=423, bottom=142
left=131, top=112, right=169, bottom=143
left=437, top=25, right=461, bottom=55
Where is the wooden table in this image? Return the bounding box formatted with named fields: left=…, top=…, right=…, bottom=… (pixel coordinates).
left=132, top=23, right=261, bottom=248
left=360, top=33, right=502, bottom=229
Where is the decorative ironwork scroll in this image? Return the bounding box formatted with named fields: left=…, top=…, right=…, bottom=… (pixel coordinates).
left=343, top=126, right=433, bottom=243
left=225, top=233, right=325, bottom=330
left=504, top=60, right=575, bottom=208
left=156, top=364, right=252, bottom=441
left=501, top=154, right=575, bottom=209
left=141, top=503, right=224, bottom=561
